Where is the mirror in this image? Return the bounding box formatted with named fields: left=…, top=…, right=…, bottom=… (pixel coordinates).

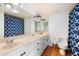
left=34, top=18, right=48, bottom=32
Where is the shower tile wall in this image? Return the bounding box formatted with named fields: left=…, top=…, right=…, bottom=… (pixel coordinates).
left=4, top=14, right=24, bottom=37
left=69, top=3, right=79, bottom=56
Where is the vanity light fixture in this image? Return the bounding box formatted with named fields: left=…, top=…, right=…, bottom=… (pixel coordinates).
left=5, top=3, right=19, bottom=13
left=34, top=14, right=47, bottom=22
left=34, top=14, right=41, bottom=18
left=13, top=3, right=20, bottom=6
left=5, top=3, right=12, bottom=9
left=34, top=14, right=41, bottom=22
left=12, top=9, right=19, bottom=13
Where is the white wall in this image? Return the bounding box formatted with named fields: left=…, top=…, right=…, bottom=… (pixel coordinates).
left=29, top=18, right=35, bottom=33
left=24, top=18, right=31, bottom=36
left=48, top=11, right=69, bottom=46
left=24, top=18, right=35, bottom=36
left=0, top=5, right=4, bottom=39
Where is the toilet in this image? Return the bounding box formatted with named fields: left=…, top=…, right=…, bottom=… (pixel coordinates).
left=49, top=35, right=68, bottom=55
left=58, top=38, right=68, bottom=55
left=58, top=43, right=67, bottom=55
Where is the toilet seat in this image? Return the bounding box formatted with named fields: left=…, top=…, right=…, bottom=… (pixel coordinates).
left=58, top=44, right=67, bottom=49
left=58, top=39, right=68, bottom=55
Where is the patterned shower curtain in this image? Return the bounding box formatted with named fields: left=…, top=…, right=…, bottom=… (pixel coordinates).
left=68, top=3, right=79, bottom=56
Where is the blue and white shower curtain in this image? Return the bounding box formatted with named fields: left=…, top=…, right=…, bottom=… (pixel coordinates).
left=68, top=3, right=79, bottom=56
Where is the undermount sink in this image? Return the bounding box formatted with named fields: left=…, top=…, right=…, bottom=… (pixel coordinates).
left=1, top=42, right=20, bottom=50
left=0, top=39, right=23, bottom=50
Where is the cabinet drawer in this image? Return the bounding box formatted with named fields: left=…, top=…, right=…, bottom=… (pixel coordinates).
left=6, top=47, right=23, bottom=56
left=27, top=48, right=40, bottom=56
left=28, top=46, right=44, bottom=56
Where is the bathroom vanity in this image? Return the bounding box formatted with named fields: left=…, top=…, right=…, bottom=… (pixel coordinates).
left=0, top=32, right=50, bottom=56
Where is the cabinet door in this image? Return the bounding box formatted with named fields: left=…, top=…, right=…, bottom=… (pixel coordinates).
left=27, top=39, right=44, bottom=56
left=6, top=47, right=23, bottom=56
left=27, top=48, right=38, bottom=56
left=27, top=47, right=41, bottom=56
left=6, top=44, right=30, bottom=56
left=41, top=37, right=47, bottom=50
left=35, top=37, right=47, bottom=55
left=20, top=46, right=30, bottom=56
left=46, top=35, right=51, bottom=46
left=31, top=37, right=48, bottom=56
left=44, top=36, right=49, bottom=46
left=36, top=41, right=43, bottom=55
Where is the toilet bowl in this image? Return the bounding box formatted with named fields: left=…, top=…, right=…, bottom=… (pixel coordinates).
left=58, top=38, right=68, bottom=55
left=58, top=44, right=67, bottom=55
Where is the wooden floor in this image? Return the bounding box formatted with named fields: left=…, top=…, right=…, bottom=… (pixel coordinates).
left=42, top=46, right=72, bottom=56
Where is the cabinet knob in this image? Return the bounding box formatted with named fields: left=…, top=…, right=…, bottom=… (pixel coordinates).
left=37, top=42, right=40, bottom=45
left=43, top=43, right=45, bottom=46
left=37, top=48, right=39, bottom=51
left=47, top=39, right=48, bottom=41
left=20, top=52, right=26, bottom=56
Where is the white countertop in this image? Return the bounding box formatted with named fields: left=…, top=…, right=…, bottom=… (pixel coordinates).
left=0, top=32, right=48, bottom=55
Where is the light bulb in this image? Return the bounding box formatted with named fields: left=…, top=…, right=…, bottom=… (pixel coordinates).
left=6, top=4, right=12, bottom=9
left=13, top=3, right=20, bottom=6
left=12, top=9, right=18, bottom=13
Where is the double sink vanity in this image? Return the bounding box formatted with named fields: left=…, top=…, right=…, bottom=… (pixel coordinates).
left=0, top=32, right=50, bottom=56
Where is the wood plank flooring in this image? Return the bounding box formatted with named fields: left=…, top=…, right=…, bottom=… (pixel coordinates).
left=42, top=46, right=72, bottom=56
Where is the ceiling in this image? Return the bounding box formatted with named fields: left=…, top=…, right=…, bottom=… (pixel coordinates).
left=3, top=3, right=76, bottom=18
left=4, top=4, right=32, bottom=19
left=20, top=3, right=76, bottom=17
